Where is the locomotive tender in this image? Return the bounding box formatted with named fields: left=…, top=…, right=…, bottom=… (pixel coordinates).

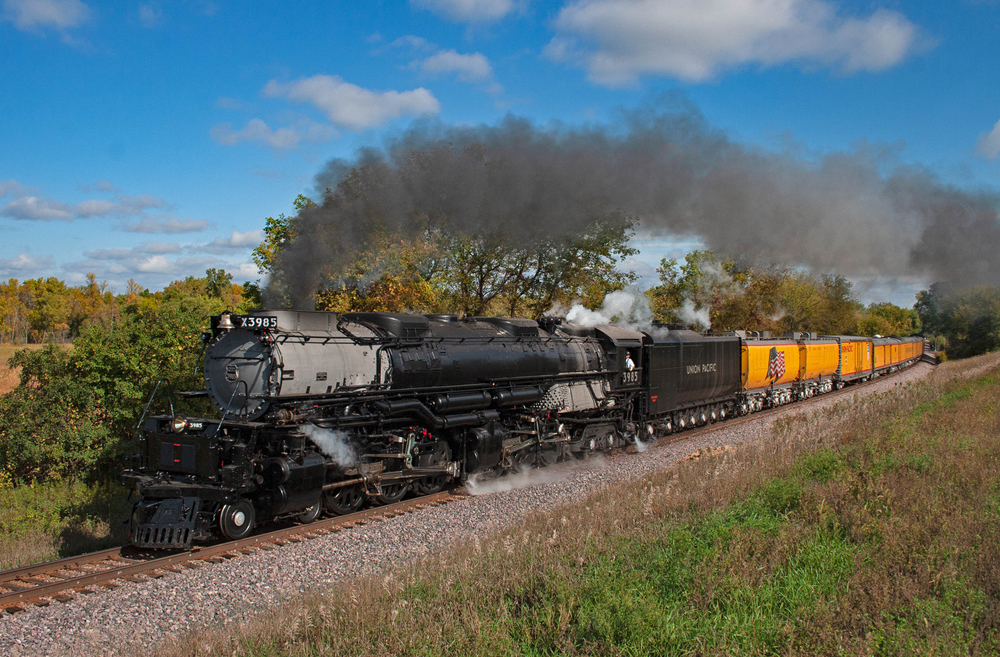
left=122, top=310, right=923, bottom=548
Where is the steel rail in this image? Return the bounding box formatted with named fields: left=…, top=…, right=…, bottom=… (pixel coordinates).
left=0, top=490, right=460, bottom=613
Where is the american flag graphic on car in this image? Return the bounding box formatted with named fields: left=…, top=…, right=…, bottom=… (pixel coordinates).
left=767, top=346, right=786, bottom=380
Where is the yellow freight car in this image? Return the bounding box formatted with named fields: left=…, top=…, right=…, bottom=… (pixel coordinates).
left=743, top=339, right=800, bottom=390
left=825, top=336, right=873, bottom=384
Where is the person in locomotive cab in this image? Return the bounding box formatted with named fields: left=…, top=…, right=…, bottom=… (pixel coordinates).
left=625, top=351, right=636, bottom=371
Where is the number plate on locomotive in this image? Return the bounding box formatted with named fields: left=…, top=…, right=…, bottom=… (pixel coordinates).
left=239, top=315, right=278, bottom=329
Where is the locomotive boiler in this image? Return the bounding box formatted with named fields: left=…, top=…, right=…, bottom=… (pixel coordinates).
left=122, top=309, right=923, bottom=548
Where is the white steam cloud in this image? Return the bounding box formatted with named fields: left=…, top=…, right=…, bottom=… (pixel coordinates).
left=301, top=424, right=358, bottom=468
left=560, top=290, right=654, bottom=327
left=678, top=299, right=710, bottom=330
left=466, top=457, right=606, bottom=495
left=548, top=289, right=672, bottom=336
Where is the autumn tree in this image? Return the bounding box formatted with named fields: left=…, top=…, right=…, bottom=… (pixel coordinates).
left=648, top=251, right=864, bottom=334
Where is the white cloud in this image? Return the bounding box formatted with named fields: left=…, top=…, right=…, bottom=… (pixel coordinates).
left=0, top=252, right=54, bottom=273
left=132, top=255, right=178, bottom=274
left=78, top=179, right=118, bottom=193
left=229, top=262, right=260, bottom=280
left=84, top=242, right=181, bottom=260
left=263, top=75, right=440, bottom=131
left=74, top=194, right=166, bottom=217
left=976, top=119, right=1000, bottom=161
left=0, top=185, right=168, bottom=221
left=83, top=247, right=132, bottom=260
left=419, top=49, right=494, bottom=82
left=138, top=2, right=162, bottom=28
left=0, top=179, right=29, bottom=198
left=137, top=241, right=182, bottom=254
left=389, top=34, right=436, bottom=52
left=1, top=0, right=90, bottom=31
left=199, top=230, right=264, bottom=253
left=546, top=0, right=924, bottom=85
left=410, top=0, right=516, bottom=23
left=121, top=217, right=210, bottom=233
left=210, top=118, right=336, bottom=150
left=216, top=96, right=249, bottom=111
left=0, top=195, right=73, bottom=220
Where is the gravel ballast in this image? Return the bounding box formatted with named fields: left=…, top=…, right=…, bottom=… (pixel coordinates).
left=0, top=363, right=939, bottom=656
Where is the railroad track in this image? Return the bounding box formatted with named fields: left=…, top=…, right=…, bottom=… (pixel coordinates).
left=0, top=489, right=463, bottom=615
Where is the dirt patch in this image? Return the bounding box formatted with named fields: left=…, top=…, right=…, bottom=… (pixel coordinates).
left=0, top=343, right=67, bottom=395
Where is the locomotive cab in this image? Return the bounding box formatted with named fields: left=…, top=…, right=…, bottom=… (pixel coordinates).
left=592, top=325, right=644, bottom=390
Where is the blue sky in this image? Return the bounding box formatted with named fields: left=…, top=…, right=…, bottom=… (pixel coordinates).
left=1, top=0, right=998, bottom=306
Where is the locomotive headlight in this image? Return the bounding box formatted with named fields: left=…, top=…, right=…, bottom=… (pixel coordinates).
left=171, top=415, right=189, bottom=433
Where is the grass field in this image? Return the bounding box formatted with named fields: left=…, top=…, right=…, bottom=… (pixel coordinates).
left=0, top=343, right=71, bottom=395
left=171, top=352, right=1000, bottom=656
left=0, top=482, right=132, bottom=571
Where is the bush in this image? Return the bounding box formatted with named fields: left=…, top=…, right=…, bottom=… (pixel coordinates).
left=0, top=289, right=224, bottom=485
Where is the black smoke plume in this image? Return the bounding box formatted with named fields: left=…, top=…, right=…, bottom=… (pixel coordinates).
left=267, top=97, right=1000, bottom=308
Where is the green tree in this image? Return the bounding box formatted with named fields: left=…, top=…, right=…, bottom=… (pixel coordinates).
left=252, top=194, right=315, bottom=275
left=855, top=302, right=920, bottom=337
left=916, top=285, right=1000, bottom=359
left=0, top=272, right=232, bottom=484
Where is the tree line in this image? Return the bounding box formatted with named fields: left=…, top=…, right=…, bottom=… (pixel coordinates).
left=0, top=189, right=992, bottom=488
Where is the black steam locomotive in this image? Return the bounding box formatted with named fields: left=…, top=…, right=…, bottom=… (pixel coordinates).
left=122, top=310, right=918, bottom=548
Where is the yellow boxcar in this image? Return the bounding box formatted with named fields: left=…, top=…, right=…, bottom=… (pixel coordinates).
left=873, top=337, right=902, bottom=370
left=743, top=341, right=801, bottom=390
left=836, top=337, right=872, bottom=378
left=800, top=340, right=840, bottom=380
left=873, top=340, right=887, bottom=369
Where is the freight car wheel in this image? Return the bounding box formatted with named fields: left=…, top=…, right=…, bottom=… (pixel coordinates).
left=218, top=500, right=255, bottom=540
left=376, top=483, right=409, bottom=505
left=324, top=486, right=364, bottom=516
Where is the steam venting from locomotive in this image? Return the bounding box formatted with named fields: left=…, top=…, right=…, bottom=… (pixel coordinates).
left=300, top=425, right=358, bottom=468
left=267, top=97, right=1000, bottom=307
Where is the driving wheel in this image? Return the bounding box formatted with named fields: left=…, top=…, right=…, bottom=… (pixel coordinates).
left=323, top=485, right=365, bottom=516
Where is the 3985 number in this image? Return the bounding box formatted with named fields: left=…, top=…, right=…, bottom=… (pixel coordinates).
left=621, top=370, right=639, bottom=385
left=239, top=316, right=278, bottom=329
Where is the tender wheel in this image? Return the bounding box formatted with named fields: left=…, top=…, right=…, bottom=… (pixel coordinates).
left=413, top=475, right=450, bottom=495
left=298, top=501, right=321, bottom=523
left=375, top=482, right=409, bottom=505
left=324, top=485, right=365, bottom=516
left=218, top=500, right=255, bottom=540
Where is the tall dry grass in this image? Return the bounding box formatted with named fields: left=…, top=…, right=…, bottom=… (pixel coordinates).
left=0, top=343, right=57, bottom=395
left=169, top=353, right=1000, bottom=656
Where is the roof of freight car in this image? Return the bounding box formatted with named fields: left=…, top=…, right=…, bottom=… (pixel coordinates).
left=646, top=329, right=740, bottom=344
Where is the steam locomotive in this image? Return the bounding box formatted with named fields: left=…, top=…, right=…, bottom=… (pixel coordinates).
left=121, top=310, right=923, bottom=548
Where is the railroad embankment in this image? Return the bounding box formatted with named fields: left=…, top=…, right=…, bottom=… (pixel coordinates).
left=174, top=352, right=1000, bottom=656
